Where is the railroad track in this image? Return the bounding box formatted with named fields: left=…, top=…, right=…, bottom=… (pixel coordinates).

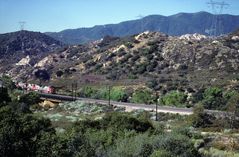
left=39, top=93, right=226, bottom=115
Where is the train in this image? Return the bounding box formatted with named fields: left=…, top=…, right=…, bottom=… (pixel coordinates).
left=16, top=82, right=55, bottom=94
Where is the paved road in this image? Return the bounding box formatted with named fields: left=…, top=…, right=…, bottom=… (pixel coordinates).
left=39, top=93, right=193, bottom=115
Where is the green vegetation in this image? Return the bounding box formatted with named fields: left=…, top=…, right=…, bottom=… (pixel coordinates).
left=79, top=86, right=156, bottom=104
left=110, top=87, right=128, bottom=102
left=0, top=88, right=11, bottom=106
left=79, top=86, right=128, bottom=102
left=190, top=104, right=215, bottom=128
left=34, top=69, right=50, bottom=81
left=131, top=88, right=154, bottom=104
left=0, top=84, right=201, bottom=157
left=19, top=92, right=41, bottom=106
left=158, top=87, right=239, bottom=110
left=0, top=98, right=201, bottom=157
left=0, top=105, right=55, bottom=156
left=196, top=87, right=239, bottom=110
left=189, top=103, right=239, bottom=130
left=1, top=76, right=239, bottom=156
left=160, top=91, right=187, bottom=107
left=0, top=75, right=16, bottom=89
left=201, top=87, right=225, bottom=110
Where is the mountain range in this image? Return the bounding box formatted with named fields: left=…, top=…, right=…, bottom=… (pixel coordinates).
left=1, top=28, right=239, bottom=94
left=0, top=11, right=239, bottom=94
left=46, top=12, right=239, bottom=44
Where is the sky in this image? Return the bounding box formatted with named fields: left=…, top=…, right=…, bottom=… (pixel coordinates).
left=0, top=0, right=238, bottom=34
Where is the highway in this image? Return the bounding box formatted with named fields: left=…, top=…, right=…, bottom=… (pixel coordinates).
left=39, top=93, right=193, bottom=115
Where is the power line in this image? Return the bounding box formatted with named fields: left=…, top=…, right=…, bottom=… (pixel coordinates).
left=207, top=0, right=229, bottom=36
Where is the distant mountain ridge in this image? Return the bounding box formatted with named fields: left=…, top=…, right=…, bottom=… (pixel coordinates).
left=46, top=12, right=239, bottom=44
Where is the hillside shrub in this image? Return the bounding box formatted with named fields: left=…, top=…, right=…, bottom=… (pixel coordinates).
left=0, top=88, right=11, bottom=106
left=160, top=91, right=187, bottom=107
left=34, top=69, right=50, bottom=81
left=107, top=133, right=154, bottom=157
left=136, top=64, right=147, bottom=74
left=0, top=75, right=16, bottom=90
left=131, top=89, right=154, bottom=104
left=19, top=92, right=40, bottom=106
left=56, top=70, right=64, bottom=77
left=110, top=87, right=128, bottom=102
left=101, top=112, right=153, bottom=132
left=147, top=79, right=158, bottom=90
left=79, top=86, right=129, bottom=102
left=201, top=87, right=226, bottom=110
left=190, top=104, right=215, bottom=128
left=153, top=133, right=199, bottom=157
left=78, top=86, right=98, bottom=98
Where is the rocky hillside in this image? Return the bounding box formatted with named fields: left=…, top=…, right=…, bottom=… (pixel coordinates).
left=46, top=12, right=239, bottom=44
left=0, top=30, right=63, bottom=73
left=3, top=29, right=239, bottom=94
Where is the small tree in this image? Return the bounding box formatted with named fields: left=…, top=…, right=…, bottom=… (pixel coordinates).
left=0, top=106, right=55, bottom=157
left=147, top=79, right=158, bottom=90
left=131, top=89, right=154, bottom=104
left=202, top=87, right=226, bottom=110
left=56, top=70, right=64, bottom=77
left=19, top=92, right=41, bottom=106
left=190, top=104, right=215, bottom=128
left=34, top=69, right=50, bottom=83
left=226, top=92, right=239, bottom=129
left=0, top=88, right=11, bottom=107
left=160, top=91, right=187, bottom=107
left=110, top=87, right=128, bottom=102
left=0, top=75, right=16, bottom=90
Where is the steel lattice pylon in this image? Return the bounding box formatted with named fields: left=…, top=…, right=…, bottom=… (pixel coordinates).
left=207, top=0, right=229, bottom=36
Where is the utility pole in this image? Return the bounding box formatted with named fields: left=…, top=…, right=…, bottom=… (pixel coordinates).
left=72, top=83, right=74, bottom=101
left=75, top=81, right=78, bottom=100
left=155, top=93, right=159, bottom=121
left=71, top=81, right=78, bottom=101
left=108, top=85, right=111, bottom=106
left=207, top=0, right=229, bottom=36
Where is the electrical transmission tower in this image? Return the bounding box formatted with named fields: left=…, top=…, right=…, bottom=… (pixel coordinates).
left=18, top=21, right=26, bottom=53
left=19, top=21, right=26, bottom=31
left=207, top=0, right=229, bottom=36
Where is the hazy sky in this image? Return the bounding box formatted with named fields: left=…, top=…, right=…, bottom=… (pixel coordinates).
left=0, top=0, right=238, bottom=33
